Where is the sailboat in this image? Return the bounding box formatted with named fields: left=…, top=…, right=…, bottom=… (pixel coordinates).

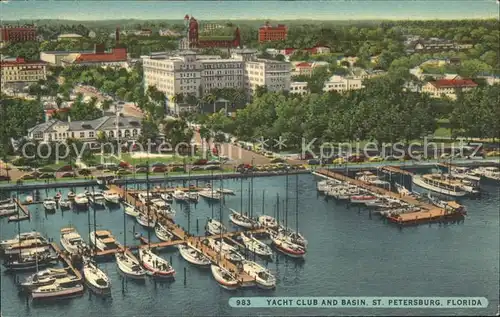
left=206, top=218, right=227, bottom=235
left=229, top=208, right=259, bottom=228
left=242, top=260, right=276, bottom=289
left=240, top=233, right=272, bottom=257
left=83, top=258, right=111, bottom=295
left=178, top=244, right=211, bottom=267
left=210, top=264, right=239, bottom=290
left=208, top=238, right=244, bottom=262
left=155, top=222, right=174, bottom=242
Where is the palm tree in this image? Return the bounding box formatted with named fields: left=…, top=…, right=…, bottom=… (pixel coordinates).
left=199, top=126, right=212, bottom=158
left=171, top=93, right=184, bottom=116
left=203, top=93, right=217, bottom=113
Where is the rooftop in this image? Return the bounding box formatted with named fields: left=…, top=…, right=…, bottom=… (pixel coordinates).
left=0, top=57, right=46, bottom=66
left=28, top=115, right=141, bottom=135
left=58, top=33, right=83, bottom=38
left=72, top=48, right=127, bottom=63
left=430, top=79, right=478, bottom=88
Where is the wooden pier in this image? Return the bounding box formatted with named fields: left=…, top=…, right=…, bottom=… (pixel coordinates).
left=378, top=165, right=414, bottom=176
left=50, top=242, right=82, bottom=280
left=13, top=198, right=30, bottom=221
left=316, top=169, right=465, bottom=225
left=127, top=187, right=203, bottom=194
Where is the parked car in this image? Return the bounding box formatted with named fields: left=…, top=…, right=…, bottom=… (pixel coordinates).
left=170, top=166, right=185, bottom=172
left=270, top=157, right=285, bottom=163
left=348, top=155, right=365, bottom=163
left=206, top=159, right=221, bottom=165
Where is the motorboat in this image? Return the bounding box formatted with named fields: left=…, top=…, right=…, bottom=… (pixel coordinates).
left=42, top=198, right=57, bottom=212
left=150, top=198, right=176, bottom=219
left=242, top=260, right=276, bottom=289
left=450, top=166, right=481, bottom=182
left=1, top=232, right=45, bottom=249
left=138, top=248, right=175, bottom=278
left=103, top=191, right=120, bottom=204
left=60, top=227, right=87, bottom=255
left=88, top=191, right=106, bottom=206
left=217, top=188, right=235, bottom=195
left=211, top=264, right=239, bottom=290
left=412, top=174, right=468, bottom=197
left=115, top=251, right=146, bottom=279
left=350, top=194, right=379, bottom=205
left=207, top=238, right=244, bottom=262
left=229, top=209, right=259, bottom=229
left=355, top=171, right=390, bottom=186
left=155, top=223, right=174, bottom=242
left=83, top=259, right=111, bottom=295
left=0, top=203, right=16, bottom=210
left=3, top=238, right=50, bottom=255
left=272, top=234, right=306, bottom=258
left=31, top=276, right=84, bottom=300
left=19, top=268, right=69, bottom=290
left=74, top=193, right=89, bottom=206
left=136, top=212, right=157, bottom=228
left=161, top=193, right=173, bottom=203
left=3, top=248, right=58, bottom=271
left=258, top=215, right=279, bottom=229
left=198, top=190, right=222, bottom=201
left=172, top=190, right=189, bottom=201
left=8, top=213, right=30, bottom=222
left=89, top=230, right=119, bottom=251
left=472, top=166, right=500, bottom=181
left=59, top=199, right=71, bottom=209
left=178, top=244, right=211, bottom=267
left=206, top=219, right=227, bottom=235
left=240, top=233, right=273, bottom=257
left=187, top=192, right=199, bottom=203
left=124, top=205, right=140, bottom=217
left=67, top=191, right=76, bottom=200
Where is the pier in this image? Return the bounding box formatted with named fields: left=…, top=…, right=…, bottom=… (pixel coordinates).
left=11, top=198, right=30, bottom=222
left=315, top=169, right=465, bottom=225
left=50, top=242, right=82, bottom=280
left=378, top=165, right=414, bottom=176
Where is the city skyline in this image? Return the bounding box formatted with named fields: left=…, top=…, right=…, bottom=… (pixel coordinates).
left=0, top=0, right=498, bottom=21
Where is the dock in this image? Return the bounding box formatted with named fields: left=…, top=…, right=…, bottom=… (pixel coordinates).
left=315, top=169, right=465, bottom=225
left=378, top=165, right=414, bottom=176
left=50, top=242, right=82, bottom=280
left=12, top=198, right=30, bottom=221
left=127, top=187, right=203, bottom=194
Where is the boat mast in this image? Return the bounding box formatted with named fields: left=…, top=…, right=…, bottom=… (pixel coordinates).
left=285, top=169, right=289, bottom=229
left=295, top=173, right=299, bottom=235
left=250, top=168, right=254, bottom=218
left=218, top=173, right=223, bottom=265
left=247, top=182, right=251, bottom=216
left=211, top=169, right=214, bottom=218
left=276, top=193, right=280, bottom=225
left=91, top=186, right=97, bottom=256
left=239, top=177, right=243, bottom=213
left=123, top=177, right=127, bottom=249
left=261, top=189, right=265, bottom=215
left=146, top=161, right=151, bottom=248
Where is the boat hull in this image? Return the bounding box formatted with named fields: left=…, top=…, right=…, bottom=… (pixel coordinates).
left=210, top=265, right=239, bottom=290
left=31, top=285, right=84, bottom=300
left=178, top=245, right=211, bottom=267
left=412, top=176, right=467, bottom=197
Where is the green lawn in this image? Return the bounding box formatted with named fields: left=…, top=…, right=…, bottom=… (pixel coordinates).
left=115, top=153, right=203, bottom=165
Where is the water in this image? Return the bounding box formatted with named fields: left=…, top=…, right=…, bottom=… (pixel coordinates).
left=0, top=174, right=498, bottom=316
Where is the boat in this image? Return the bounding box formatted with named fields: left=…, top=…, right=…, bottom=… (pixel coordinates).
left=161, top=193, right=173, bottom=203
left=67, top=191, right=76, bottom=200
left=258, top=215, right=279, bottom=229
left=240, top=233, right=273, bottom=257
left=138, top=248, right=175, bottom=278
left=198, top=189, right=222, bottom=201
left=3, top=238, right=50, bottom=255
left=43, top=199, right=57, bottom=211
left=8, top=213, right=30, bottom=222
left=0, top=198, right=12, bottom=204
left=124, top=205, right=140, bottom=217
left=150, top=198, right=176, bottom=219
left=229, top=209, right=259, bottom=229
left=242, top=260, right=276, bottom=289
left=217, top=188, right=235, bottom=195
left=206, top=219, right=227, bottom=235
left=19, top=268, right=69, bottom=290
left=412, top=174, right=468, bottom=197
left=83, top=259, right=111, bottom=295
left=178, top=244, right=211, bottom=266
left=471, top=166, right=500, bottom=181
left=74, top=193, right=88, bottom=206
left=210, top=264, right=239, bottom=290
left=3, top=248, right=58, bottom=271
left=31, top=276, right=84, bottom=300
left=25, top=196, right=34, bottom=204
left=0, top=203, right=16, bottom=210
left=187, top=192, right=199, bottom=203
left=59, top=199, right=71, bottom=209
left=88, top=191, right=105, bottom=206
left=427, top=192, right=447, bottom=208
left=60, top=227, right=87, bottom=255
left=103, top=191, right=120, bottom=204
left=350, top=194, right=379, bottom=204
left=115, top=251, right=146, bottom=279
left=207, top=238, right=244, bottom=262
left=89, top=230, right=119, bottom=251
left=155, top=223, right=174, bottom=242
left=138, top=192, right=154, bottom=204
left=274, top=226, right=308, bottom=248
left=450, top=166, right=481, bottom=182
left=54, top=192, right=62, bottom=201
left=136, top=212, right=157, bottom=228
left=355, top=171, right=390, bottom=186
left=172, top=190, right=189, bottom=201
left=0, top=209, right=17, bottom=217
left=272, top=234, right=306, bottom=258
left=1, top=232, right=45, bottom=249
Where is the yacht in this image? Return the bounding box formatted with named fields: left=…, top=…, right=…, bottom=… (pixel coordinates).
left=138, top=248, right=175, bottom=278
left=450, top=166, right=481, bottom=181
left=242, top=260, right=276, bottom=289
left=161, top=193, right=174, bottom=203
left=155, top=223, right=174, bottom=242
left=187, top=192, right=199, bottom=203
left=206, top=219, right=227, bottom=235
left=59, top=199, right=71, bottom=209
left=43, top=199, right=57, bottom=212
left=150, top=198, right=176, bottom=219
left=172, top=190, right=189, bottom=202
left=3, top=248, right=58, bottom=271
left=472, top=166, right=500, bottom=181
left=0, top=198, right=12, bottom=205
left=355, top=171, right=390, bottom=186
left=198, top=189, right=222, bottom=201
left=258, top=215, right=279, bottom=229
left=89, top=230, right=119, bottom=251
left=412, top=174, right=468, bottom=197
left=83, top=259, right=111, bottom=295
left=115, top=251, right=146, bottom=279
left=138, top=192, right=154, bottom=204
left=89, top=191, right=105, bottom=206
left=31, top=276, right=84, bottom=300
left=274, top=226, right=308, bottom=248
left=3, top=238, right=50, bottom=255
left=124, top=205, right=140, bottom=217
left=20, top=268, right=69, bottom=290
left=211, top=264, right=239, bottom=290
left=0, top=202, right=16, bottom=210
left=229, top=209, right=259, bottom=229
left=103, top=191, right=120, bottom=204
left=60, top=228, right=87, bottom=255
left=67, top=191, right=76, bottom=200
left=0, top=209, right=17, bottom=217
left=350, top=194, right=379, bottom=205
left=240, top=233, right=273, bottom=257
left=136, top=212, right=157, bottom=228
left=73, top=193, right=89, bottom=207
left=178, top=244, right=211, bottom=267
left=1, top=232, right=45, bottom=249
left=217, top=188, right=235, bottom=195
left=208, top=238, right=244, bottom=262
left=272, top=234, right=306, bottom=258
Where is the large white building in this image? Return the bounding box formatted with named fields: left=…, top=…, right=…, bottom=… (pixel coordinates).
left=142, top=49, right=291, bottom=112
left=0, top=57, right=47, bottom=90
left=323, top=75, right=363, bottom=93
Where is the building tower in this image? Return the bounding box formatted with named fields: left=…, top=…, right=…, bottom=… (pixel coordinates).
left=188, top=16, right=199, bottom=48
left=115, top=26, right=120, bottom=44
left=184, top=14, right=190, bottom=28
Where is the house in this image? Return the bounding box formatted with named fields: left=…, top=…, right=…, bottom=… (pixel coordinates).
left=57, top=33, right=83, bottom=41
left=60, top=45, right=128, bottom=69
left=258, top=22, right=287, bottom=43
left=159, top=29, right=181, bottom=37
left=291, top=61, right=329, bottom=76
left=279, top=45, right=331, bottom=57
left=27, top=114, right=142, bottom=142
left=0, top=57, right=47, bottom=90
left=406, top=38, right=472, bottom=53
left=134, top=29, right=152, bottom=37
left=422, top=77, right=477, bottom=99
left=323, top=75, right=363, bottom=93
left=289, top=82, right=308, bottom=95
left=337, top=56, right=359, bottom=67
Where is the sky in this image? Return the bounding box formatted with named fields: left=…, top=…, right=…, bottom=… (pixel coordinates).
left=0, top=0, right=498, bottom=21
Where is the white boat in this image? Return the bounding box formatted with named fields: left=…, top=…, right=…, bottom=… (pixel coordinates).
left=138, top=248, right=175, bottom=278
left=3, top=238, right=50, bottom=255
left=74, top=193, right=88, bottom=206
left=240, top=233, right=273, bottom=257
left=472, top=166, right=500, bottom=181
left=242, top=260, right=276, bottom=289
left=138, top=192, right=154, bottom=204
left=3, top=248, right=58, bottom=271
left=103, top=191, right=120, bottom=204
left=20, top=268, right=69, bottom=290
left=59, top=199, right=71, bottom=209
left=31, top=276, right=84, bottom=300
left=150, top=198, right=176, bottom=219
left=178, top=244, right=211, bottom=266
left=83, top=260, right=111, bottom=294
left=115, top=251, right=146, bottom=279
left=355, top=171, right=390, bottom=186
left=229, top=209, right=259, bottom=229
left=208, top=238, right=244, bottom=262
left=187, top=192, right=199, bottom=202
left=412, top=174, right=467, bottom=197
left=67, top=191, right=76, bottom=200
left=60, top=228, right=87, bottom=255
left=0, top=203, right=16, bottom=210
left=275, top=226, right=308, bottom=248
left=172, top=190, right=189, bottom=201
left=258, top=215, right=278, bottom=229
left=0, top=198, right=12, bottom=204
left=206, top=219, right=227, bottom=235
left=155, top=223, right=174, bottom=242
left=198, top=190, right=222, bottom=201
left=124, top=204, right=140, bottom=217
left=217, top=188, right=235, bottom=195
left=43, top=198, right=57, bottom=211
left=25, top=196, right=34, bottom=204
left=272, top=234, right=306, bottom=258
left=211, top=264, right=239, bottom=290
left=89, top=230, right=119, bottom=251
left=0, top=231, right=45, bottom=249
left=136, top=212, right=157, bottom=228
left=350, top=194, right=379, bottom=204
left=89, top=192, right=105, bottom=206
left=161, top=193, right=173, bottom=202
left=450, top=166, right=481, bottom=182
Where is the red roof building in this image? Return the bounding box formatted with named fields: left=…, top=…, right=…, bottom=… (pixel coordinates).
left=62, top=45, right=128, bottom=67
left=422, top=78, right=477, bottom=99
left=258, top=22, right=287, bottom=43
left=0, top=57, right=47, bottom=88
left=0, top=25, right=37, bottom=43
left=188, top=16, right=241, bottom=49
left=429, top=78, right=478, bottom=88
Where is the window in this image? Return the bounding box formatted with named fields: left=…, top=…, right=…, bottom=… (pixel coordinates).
left=124, top=130, right=130, bottom=137
left=80, top=132, right=85, bottom=138
left=88, top=131, right=94, bottom=138
left=132, top=129, right=138, bottom=137
left=109, top=131, right=114, bottom=138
